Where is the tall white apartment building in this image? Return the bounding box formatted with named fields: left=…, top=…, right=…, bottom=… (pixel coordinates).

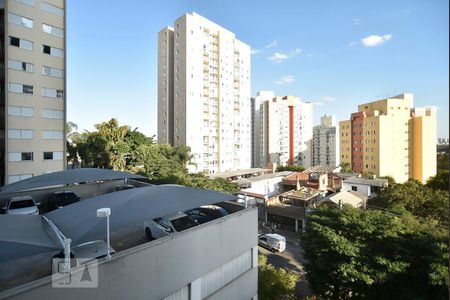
left=312, top=114, right=339, bottom=166
left=1, top=0, right=66, bottom=186
left=252, top=92, right=313, bottom=168
left=158, top=12, right=251, bottom=174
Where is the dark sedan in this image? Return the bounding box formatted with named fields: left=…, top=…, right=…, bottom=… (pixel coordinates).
left=185, top=205, right=229, bottom=224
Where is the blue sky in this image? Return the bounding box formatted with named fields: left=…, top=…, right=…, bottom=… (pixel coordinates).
left=67, top=0, right=449, bottom=138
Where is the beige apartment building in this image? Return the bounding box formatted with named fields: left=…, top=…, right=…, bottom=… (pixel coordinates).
left=339, top=94, right=436, bottom=183
left=1, top=0, right=66, bottom=186
left=158, top=12, right=251, bottom=174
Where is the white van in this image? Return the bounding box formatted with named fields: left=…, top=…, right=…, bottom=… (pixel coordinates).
left=258, top=233, right=286, bottom=253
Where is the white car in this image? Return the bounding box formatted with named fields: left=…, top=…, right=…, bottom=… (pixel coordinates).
left=258, top=233, right=286, bottom=253
left=144, top=212, right=198, bottom=241
left=3, top=196, right=40, bottom=215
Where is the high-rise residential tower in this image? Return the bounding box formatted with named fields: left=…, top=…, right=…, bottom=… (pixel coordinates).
left=339, top=94, right=437, bottom=183
left=313, top=114, right=339, bottom=166
left=252, top=92, right=313, bottom=168
left=158, top=12, right=251, bottom=174
left=1, top=0, right=66, bottom=186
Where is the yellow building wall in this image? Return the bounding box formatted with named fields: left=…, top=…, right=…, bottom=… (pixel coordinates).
left=410, top=114, right=437, bottom=183
left=362, top=117, right=379, bottom=176
left=339, top=120, right=352, bottom=165
left=377, top=113, right=410, bottom=183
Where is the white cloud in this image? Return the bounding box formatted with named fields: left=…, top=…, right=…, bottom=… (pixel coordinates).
left=352, top=18, right=361, bottom=25
left=275, top=75, right=295, bottom=85
left=348, top=41, right=359, bottom=48
left=312, top=102, right=324, bottom=106
left=269, top=52, right=289, bottom=63
left=322, top=96, right=335, bottom=102
left=268, top=48, right=301, bottom=63
left=250, top=48, right=261, bottom=55
left=265, top=40, right=278, bottom=48
left=361, top=34, right=393, bottom=47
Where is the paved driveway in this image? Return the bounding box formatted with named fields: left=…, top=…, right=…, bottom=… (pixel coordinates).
left=258, top=226, right=313, bottom=298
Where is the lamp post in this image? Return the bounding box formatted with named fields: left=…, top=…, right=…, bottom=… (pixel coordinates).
left=96, top=208, right=111, bottom=259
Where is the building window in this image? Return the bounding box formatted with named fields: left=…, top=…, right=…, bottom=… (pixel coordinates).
left=9, top=36, right=33, bottom=50
left=42, top=23, right=64, bottom=38
left=42, top=109, right=64, bottom=119
left=13, top=0, right=34, bottom=6
left=41, top=2, right=64, bottom=17
left=8, top=106, right=34, bottom=117
left=42, top=130, right=63, bottom=140
left=351, top=186, right=357, bottom=191
left=8, top=59, right=34, bottom=72
left=8, top=82, right=33, bottom=94
left=43, top=44, right=64, bottom=58
left=8, top=129, right=34, bottom=139
left=8, top=12, right=33, bottom=28
left=43, top=151, right=63, bottom=160
left=8, top=174, right=32, bottom=184
left=42, top=66, right=64, bottom=78
left=42, top=87, right=64, bottom=98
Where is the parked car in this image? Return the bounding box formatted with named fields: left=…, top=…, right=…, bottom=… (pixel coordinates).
left=2, top=195, right=40, bottom=215
left=115, top=184, right=135, bottom=191
left=258, top=233, right=286, bottom=253
left=185, top=205, right=229, bottom=224
left=48, top=191, right=80, bottom=211
left=144, top=212, right=199, bottom=241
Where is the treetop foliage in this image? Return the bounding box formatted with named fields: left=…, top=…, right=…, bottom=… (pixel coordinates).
left=66, top=119, right=238, bottom=194
left=302, top=206, right=448, bottom=299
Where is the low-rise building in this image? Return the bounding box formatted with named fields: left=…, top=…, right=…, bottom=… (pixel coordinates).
left=341, top=176, right=388, bottom=198
left=317, top=190, right=367, bottom=209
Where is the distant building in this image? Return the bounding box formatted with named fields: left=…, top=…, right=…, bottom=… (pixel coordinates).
left=252, top=91, right=313, bottom=169
left=1, top=0, right=66, bottom=186
left=339, top=94, right=437, bottom=183
left=158, top=12, right=251, bottom=174
left=313, top=115, right=339, bottom=167
left=437, top=137, right=449, bottom=145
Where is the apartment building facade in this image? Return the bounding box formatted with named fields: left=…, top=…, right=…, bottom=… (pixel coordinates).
left=158, top=12, right=251, bottom=174
left=312, top=114, right=339, bottom=167
left=1, top=0, right=65, bottom=186
left=252, top=92, right=313, bottom=168
left=339, top=94, right=436, bottom=183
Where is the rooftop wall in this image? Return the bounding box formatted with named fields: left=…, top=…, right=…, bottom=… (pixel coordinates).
left=1, top=208, right=258, bottom=300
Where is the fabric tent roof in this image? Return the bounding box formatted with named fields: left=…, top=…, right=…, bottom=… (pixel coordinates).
left=46, top=185, right=238, bottom=244
left=0, top=168, right=147, bottom=194
left=0, top=215, right=60, bottom=262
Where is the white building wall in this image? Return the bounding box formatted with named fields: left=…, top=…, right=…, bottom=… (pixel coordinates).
left=252, top=93, right=313, bottom=168
left=298, top=101, right=313, bottom=168
left=312, top=114, right=339, bottom=166
left=159, top=12, right=251, bottom=174
left=341, top=182, right=371, bottom=197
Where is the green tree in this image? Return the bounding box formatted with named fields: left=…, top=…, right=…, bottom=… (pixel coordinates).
left=66, top=122, right=80, bottom=168
left=302, top=206, right=449, bottom=299
left=436, top=153, right=449, bottom=172
left=370, top=179, right=449, bottom=223
left=426, top=170, right=449, bottom=191
left=258, top=255, right=300, bottom=300
left=339, top=162, right=353, bottom=173
left=277, top=165, right=305, bottom=172
left=94, top=118, right=130, bottom=171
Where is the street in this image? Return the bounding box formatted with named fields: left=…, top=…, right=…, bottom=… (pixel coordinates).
left=258, top=226, right=313, bottom=298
